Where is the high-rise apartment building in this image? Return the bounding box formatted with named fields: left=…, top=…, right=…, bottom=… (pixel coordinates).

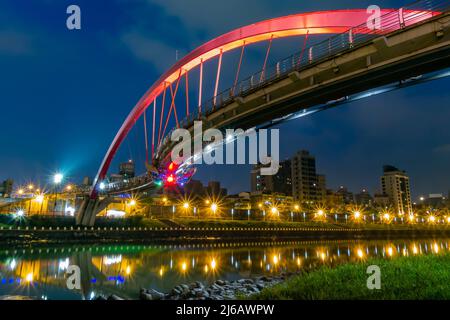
left=381, top=165, right=412, bottom=215
left=291, top=150, right=320, bottom=203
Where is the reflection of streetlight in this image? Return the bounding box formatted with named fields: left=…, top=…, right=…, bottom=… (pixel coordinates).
left=357, top=249, right=364, bottom=259
left=26, top=273, right=33, bottom=282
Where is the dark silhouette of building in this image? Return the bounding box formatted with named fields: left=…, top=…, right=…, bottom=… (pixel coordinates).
left=0, top=179, right=13, bottom=197
left=119, top=160, right=135, bottom=179
left=336, top=186, right=354, bottom=204
left=250, top=159, right=292, bottom=196
left=355, top=189, right=373, bottom=206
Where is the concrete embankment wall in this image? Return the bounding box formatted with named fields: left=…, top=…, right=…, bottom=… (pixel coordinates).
left=1, top=226, right=449, bottom=243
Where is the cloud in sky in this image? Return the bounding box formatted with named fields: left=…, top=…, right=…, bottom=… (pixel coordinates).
left=0, top=30, right=34, bottom=56
left=121, top=31, right=178, bottom=72
left=433, top=144, right=450, bottom=154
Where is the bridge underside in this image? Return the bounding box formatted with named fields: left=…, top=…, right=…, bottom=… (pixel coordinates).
left=183, top=11, right=450, bottom=137
left=76, top=196, right=114, bottom=226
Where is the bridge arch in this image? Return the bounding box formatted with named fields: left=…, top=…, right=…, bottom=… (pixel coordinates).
left=92, top=9, right=405, bottom=197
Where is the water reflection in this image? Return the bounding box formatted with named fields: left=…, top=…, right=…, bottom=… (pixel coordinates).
left=0, top=238, right=449, bottom=300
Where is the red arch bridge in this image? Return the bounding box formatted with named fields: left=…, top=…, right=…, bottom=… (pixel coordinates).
left=76, top=0, right=450, bottom=225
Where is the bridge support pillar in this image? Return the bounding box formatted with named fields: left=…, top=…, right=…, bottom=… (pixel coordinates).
left=76, top=196, right=112, bottom=226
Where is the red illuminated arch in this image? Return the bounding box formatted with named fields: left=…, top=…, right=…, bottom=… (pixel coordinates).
left=91, top=8, right=434, bottom=198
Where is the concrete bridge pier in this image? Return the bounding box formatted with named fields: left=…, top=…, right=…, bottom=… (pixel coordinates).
left=76, top=196, right=112, bottom=226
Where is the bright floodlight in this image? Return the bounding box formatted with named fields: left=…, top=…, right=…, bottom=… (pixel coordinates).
left=129, top=199, right=137, bottom=206
left=211, top=203, right=218, bottom=213
left=271, top=207, right=278, bottom=214
left=54, top=173, right=63, bottom=184
left=354, top=211, right=361, bottom=219
left=16, top=210, right=24, bottom=217
left=99, top=182, right=106, bottom=190
left=183, top=202, right=190, bottom=209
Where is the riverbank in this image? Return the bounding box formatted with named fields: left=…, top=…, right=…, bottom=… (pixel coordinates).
left=97, top=252, right=450, bottom=301
left=253, top=253, right=450, bottom=299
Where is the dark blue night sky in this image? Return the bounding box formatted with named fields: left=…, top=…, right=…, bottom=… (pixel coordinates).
left=1, top=0, right=449, bottom=199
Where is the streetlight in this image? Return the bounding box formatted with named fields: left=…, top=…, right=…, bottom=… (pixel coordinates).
left=53, top=173, right=64, bottom=215
left=54, top=173, right=63, bottom=184
left=182, top=202, right=190, bottom=216
left=211, top=203, right=218, bottom=216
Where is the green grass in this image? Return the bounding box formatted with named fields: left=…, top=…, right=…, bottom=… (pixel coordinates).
left=253, top=253, right=450, bottom=300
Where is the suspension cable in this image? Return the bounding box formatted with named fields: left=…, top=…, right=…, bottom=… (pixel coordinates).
left=260, top=35, right=274, bottom=83
left=232, top=41, right=246, bottom=95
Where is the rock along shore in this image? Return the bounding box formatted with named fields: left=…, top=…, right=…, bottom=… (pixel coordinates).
left=97, top=273, right=298, bottom=301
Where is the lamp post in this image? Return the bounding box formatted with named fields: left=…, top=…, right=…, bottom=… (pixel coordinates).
left=53, top=173, right=63, bottom=216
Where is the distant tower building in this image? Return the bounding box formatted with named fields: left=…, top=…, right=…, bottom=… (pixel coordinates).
left=381, top=165, right=412, bottom=215
left=355, top=189, right=373, bottom=206
left=119, top=160, right=135, bottom=179
left=291, top=150, right=319, bottom=203
left=336, top=186, right=354, bottom=204
left=82, top=176, right=92, bottom=186
left=250, top=159, right=292, bottom=195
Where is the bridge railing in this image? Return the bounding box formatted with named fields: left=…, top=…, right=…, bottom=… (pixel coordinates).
left=174, top=0, right=449, bottom=136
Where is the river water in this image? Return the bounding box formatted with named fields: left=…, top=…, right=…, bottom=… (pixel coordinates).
left=0, top=237, right=448, bottom=300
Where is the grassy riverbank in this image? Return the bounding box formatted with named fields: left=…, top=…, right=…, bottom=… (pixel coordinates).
left=254, top=253, right=450, bottom=299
